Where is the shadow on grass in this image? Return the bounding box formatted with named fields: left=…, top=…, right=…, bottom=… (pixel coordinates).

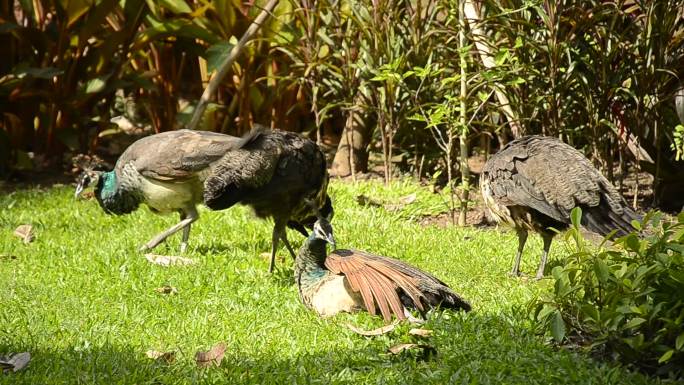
left=1, top=309, right=654, bottom=385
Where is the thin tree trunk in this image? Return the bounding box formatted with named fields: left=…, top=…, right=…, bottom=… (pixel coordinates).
left=331, top=105, right=372, bottom=177
left=187, top=0, right=278, bottom=131
left=457, top=0, right=470, bottom=227
left=463, top=0, right=522, bottom=138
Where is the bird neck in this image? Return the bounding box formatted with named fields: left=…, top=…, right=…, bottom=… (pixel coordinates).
left=95, top=171, right=141, bottom=214
left=295, top=235, right=329, bottom=280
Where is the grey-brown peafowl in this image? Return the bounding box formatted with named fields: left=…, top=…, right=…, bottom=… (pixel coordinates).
left=295, top=216, right=471, bottom=322
left=480, top=135, right=640, bottom=279
left=203, top=127, right=333, bottom=272
left=75, top=129, right=252, bottom=252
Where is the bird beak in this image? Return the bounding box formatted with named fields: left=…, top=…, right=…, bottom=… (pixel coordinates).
left=327, top=234, right=336, bottom=250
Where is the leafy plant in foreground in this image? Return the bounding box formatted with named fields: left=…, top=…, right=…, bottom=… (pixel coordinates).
left=530, top=208, right=684, bottom=378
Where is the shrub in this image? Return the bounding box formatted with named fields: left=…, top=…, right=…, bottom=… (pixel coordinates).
left=530, top=208, right=684, bottom=378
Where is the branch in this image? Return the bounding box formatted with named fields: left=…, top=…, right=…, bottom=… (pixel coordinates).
left=463, top=0, right=523, bottom=137
left=186, top=0, right=279, bottom=131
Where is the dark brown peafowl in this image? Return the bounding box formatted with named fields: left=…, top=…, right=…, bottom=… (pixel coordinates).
left=480, top=135, right=640, bottom=279
left=295, top=217, right=471, bottom=322
left=203, top=127, right=333, bottom=273
left=75, top=129, right=252, bottom=252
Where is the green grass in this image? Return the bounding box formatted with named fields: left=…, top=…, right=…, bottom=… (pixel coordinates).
left=0, top=179, right=663, bottom=384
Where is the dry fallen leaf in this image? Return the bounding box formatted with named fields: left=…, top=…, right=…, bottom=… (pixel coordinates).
left=145, top=254, right=195, bottom=267
left=195, top=342, right=226, bottom=368
left=154, top=286, right=178, bottom=295
left=408, top=328, right=433, bottom=337
left=346, top=321, right=399, bottom=336
left=13, top=225, right=34, bottom=244
left=0, top=352, right=31, bottom=373
left=145, top=350, right=176, bottom=364
left=387, top=343, right=435, bottom=355
left=398, top=193, right=417, bottom=205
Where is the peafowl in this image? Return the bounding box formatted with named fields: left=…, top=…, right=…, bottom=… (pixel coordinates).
left=75, top=129, right=253, bottom=252
left=203, top=126, right=333, bottom=272
left=480, top=135, right=640, bottom=279
left=295, top=216, right=471, bottom=322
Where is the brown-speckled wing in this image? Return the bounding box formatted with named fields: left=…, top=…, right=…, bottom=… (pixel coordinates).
left=482, top=135, right=626, bottom=222
left=115, top=130, right=247, bottom=181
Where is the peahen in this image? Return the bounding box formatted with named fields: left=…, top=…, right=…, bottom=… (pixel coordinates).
left=295, top=216, right=471, bottom=322
left=75, top=129, right=252, bottom=253
left=480, top=135, right=640, bottom=279
left=203, top=126, right=333, bottom=273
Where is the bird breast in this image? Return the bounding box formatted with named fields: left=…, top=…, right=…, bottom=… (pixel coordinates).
left=480, top=176, right=514, bottom=226
left=310, top=275, right=363, bottom=317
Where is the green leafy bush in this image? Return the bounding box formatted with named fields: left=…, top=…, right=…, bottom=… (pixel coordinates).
left=530, top=208, right=684, bottom=378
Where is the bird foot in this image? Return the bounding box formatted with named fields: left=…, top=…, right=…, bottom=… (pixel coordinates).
left=403, top=309, right=425, bottom=325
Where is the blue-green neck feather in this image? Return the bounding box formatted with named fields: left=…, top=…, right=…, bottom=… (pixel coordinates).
left=95, top=171, right=141, bottom=215
left=296, top=234, right=330, bottom=284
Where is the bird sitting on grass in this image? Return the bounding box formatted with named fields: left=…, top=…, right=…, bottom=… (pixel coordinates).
left=295, top=214, right=471, bottom=322
left=75, top=129, right=252, bottom=253
left=480, top=135, right=640, bottom=279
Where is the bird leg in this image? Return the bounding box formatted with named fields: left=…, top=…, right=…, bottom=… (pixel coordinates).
left=269, top=223, right=298, bottom=273
left=179, top=208, right=198, bottom=253
left=510, top=229, right=528, bottom=276
left=536, top=235, right=553, bottom=280
left=140, top=208, right=198, bottom=252
left=403, top=308, right=425, bottom=325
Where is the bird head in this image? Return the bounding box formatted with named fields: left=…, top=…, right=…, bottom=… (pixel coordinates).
left=75, top=169, right=103, bottom=198
left=312, top=217, right=336, bottom=249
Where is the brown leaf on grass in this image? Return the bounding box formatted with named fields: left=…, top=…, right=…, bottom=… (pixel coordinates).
left=387, top=343, right=435, bottom=355
left=346, top=321, right=399, bottom=336
left=384, top=193, right=418, bottom=211
left=195, top=342, right=226, bottom=368
left=13, top=225, right=34, bottom=244
left=154, top=286, right=178, bottom=295
left=398, top=193, right=417, bottom=205
left=145, top=350, right=176, bottom=364
left=145, top=254, right=195, bottom=267
left=0, top=352, right=31, bottom=373
left=408, top=328, right=433, bottom=337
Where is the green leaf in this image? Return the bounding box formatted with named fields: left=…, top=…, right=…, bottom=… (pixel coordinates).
left=85, top=76, right=108, bottom=94
left=318, top=44, right=330, bottom=59
left=159, top=0, right=192, bottom=14
left=658, top=349, right=674, bottom=363
left=594, top=258, right=610, bottom=282
left=624, top=317, right=646, bottom=329
left=676, top=333, right=684, bottom=350
left=206, top=41, right=235, bottom=73
left=14, top=66, right=63, bottom=79
left=624, top=235, right=640, bottom=253
left=551, top=310, right=566, bottom=343
left=570, top=207, right=582, bottom=228
left=59, top=0, right=92, bottom=28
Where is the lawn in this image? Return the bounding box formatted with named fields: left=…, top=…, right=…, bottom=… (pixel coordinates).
left=0, top=179, right=662, bottom=384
